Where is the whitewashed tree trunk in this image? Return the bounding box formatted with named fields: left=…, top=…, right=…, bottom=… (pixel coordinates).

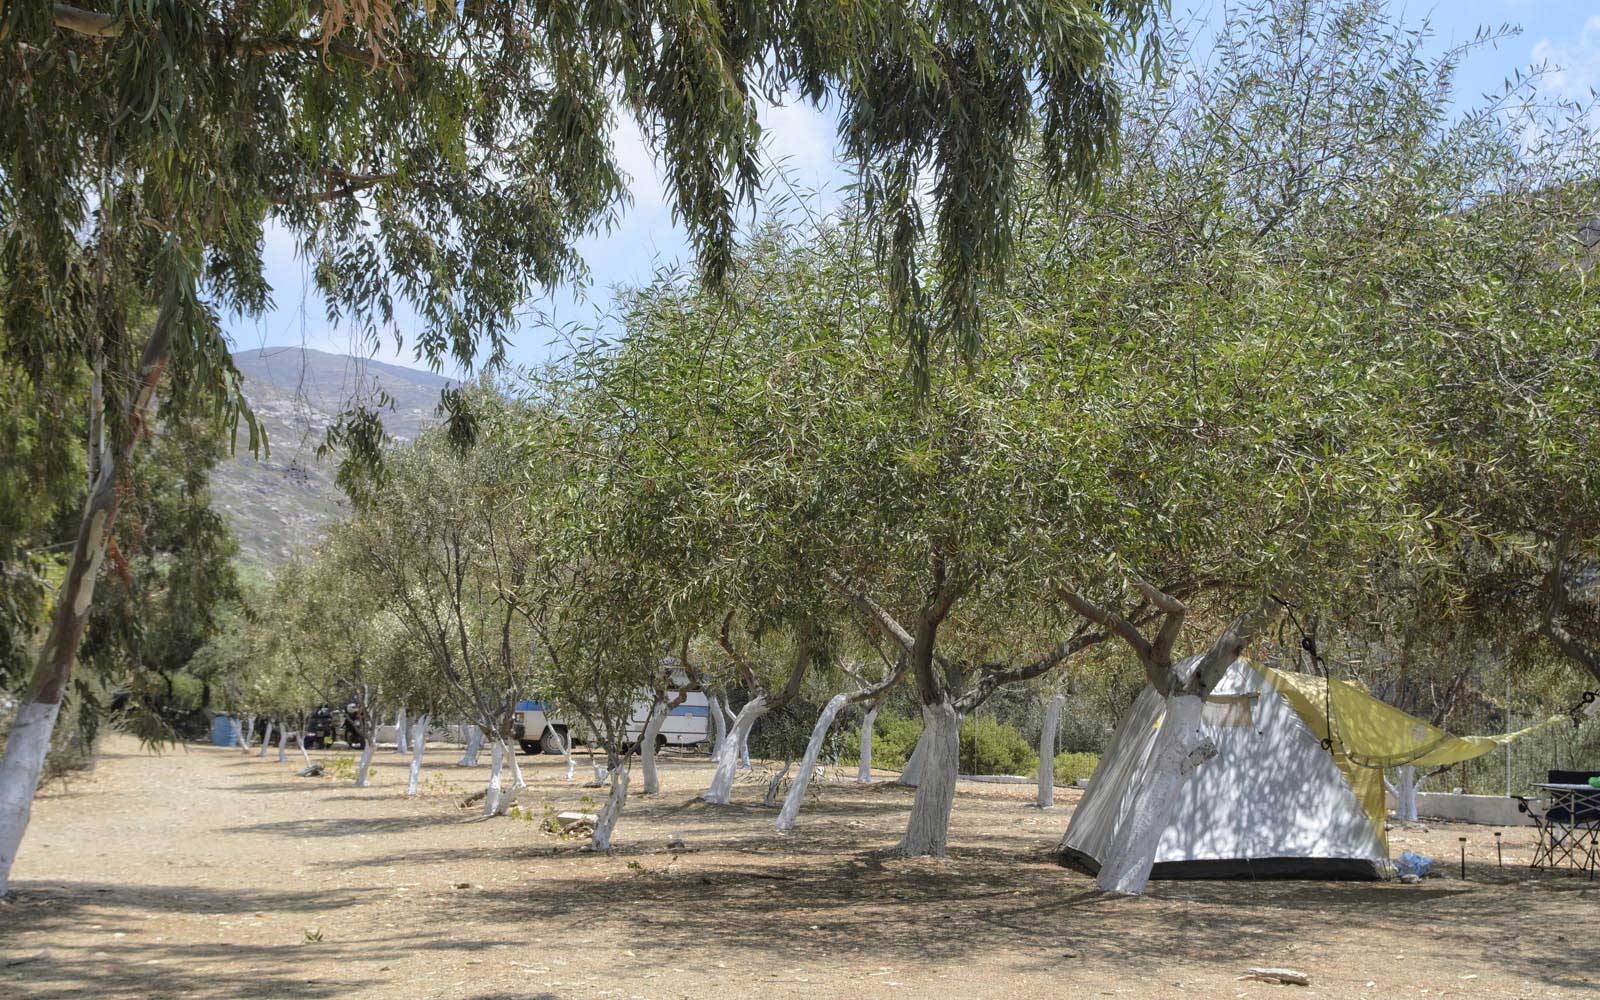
left=354, top=739, right=377, bottom=788
left=640, top=702, right=668, bottom=795
left=457, top=726, right=483, bottom=766
left=276, top=725, right=289, bottom=763
left=406, top=713, right=430, bottom=796
left=898, top=710, right=933, bottom=787
left=241, top=715, right=255, bottom=751
left=483, top=740, right=507, bottom=816
left=1096, top=693, right=1216, bottom=894
left=0, top=701, right=62, bottom=893
left=258, top=721, right=274, bottom=758
left=590, top=762, right=631, bottom=851
left=708, top=694, right=727, bottom=758
left=857, top=707, right=877, bottom=782
left=394, top=709, right=408, bottom=754
left=561, top=729, right=575, bottom=780
left=703, top=696, right=767, bottom=804
left=1037, top=694, right=1065, bottom=809
left=296, top=730, right=311, bottom=767
left=893, top=700, right=963, bottom=857
left=777, top=693, right=849, bottom=831
left=1393, top=763, right=1423, bottom=822
left=505, top=741, right=526, bottom=789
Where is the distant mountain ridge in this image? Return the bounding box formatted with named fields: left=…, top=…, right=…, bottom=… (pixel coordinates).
left=214, top=347, right=454, bottom=567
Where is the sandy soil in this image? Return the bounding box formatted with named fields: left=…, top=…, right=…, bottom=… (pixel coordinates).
left=1, top=733, right=1595, bottom=1000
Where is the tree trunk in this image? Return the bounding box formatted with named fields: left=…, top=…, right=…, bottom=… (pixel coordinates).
left=561, top=728, right=575, bottom=780
left=892, top=700, right=962, bottom=858
left=258, top=720, right=274, bottom=758
left=241, top=715, right=255, bottom=752
left=703, top=696, right=767, bottom=805
left=457, top=726, right=483, bottom=766
left=0, top=309, right=172, bottom=895
left=394, top=708, right=408, bottom=754
left=898, top=709, right=933, bottom=787
left=406, top=713, right=430, bottom=796
left=354, top=739, right=377, bottom=788
left=483, top=740, right=507, bottom=816
left=640, top=702, right=668, bottom=795
left=277, top=725, right=289, bottom=763
left=296, top=730, right=311, bottom=768
left=1393, top=763, right=1422, bottom=822
left=1037, top=694, right=1065, bottom=809
left=1096, top=693, right=1216, bottom=894
left=505, top=741, right=525, bottom=790
left=857, top=707, right=878, bottom=782
left=708, top=694, right=727, bottom=758
left=0, top=701, right=62, bottom=893
left=777, top=693, right=849, bottom=831
left=590, top=759, right=630, bottom=852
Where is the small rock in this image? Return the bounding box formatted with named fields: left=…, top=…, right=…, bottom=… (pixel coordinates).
left=666, top=834, right=687, bottom=851
left=296, top=762, right=324, bottom=777
left=1399, top=873, right=1421, bottom=884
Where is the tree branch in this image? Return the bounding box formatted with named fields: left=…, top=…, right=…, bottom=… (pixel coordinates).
left=824, top=568, right=915, bottom=654
left=52, top=4, right=383, bottom=67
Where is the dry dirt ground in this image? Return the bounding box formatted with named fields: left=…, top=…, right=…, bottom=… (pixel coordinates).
left=1, top=734, right=1596, bottom=1000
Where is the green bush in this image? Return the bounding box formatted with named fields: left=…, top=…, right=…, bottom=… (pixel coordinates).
left=837, top=713, right=923, bottom=769
left=1051, top=750, right=1101, bottom=785
left=959, top=717, right=1037, bottom=775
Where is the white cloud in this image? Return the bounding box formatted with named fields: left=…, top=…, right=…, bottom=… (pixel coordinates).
left=1531, top=15, right=1600, bottom=100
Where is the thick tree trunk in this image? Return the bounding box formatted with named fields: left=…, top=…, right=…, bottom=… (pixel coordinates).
left=703, top=696, right=767, bottom=805
left=406, top=713, right=430, bottom=796
left=0, top=701, right=62, bottom=893
left=457, top=726, right=483, bottom=766
left=590, top=760, right=630, bottom=852
left=394, top=709, right=408, bottom=754
left=354, top=739, right=377, bottom=788
left=1096, top=693, right=1216, bottom=894
left=708, top=694, right=727, bottom=758
left=0, top=309, right=171, bottom=895
left=892, top=700, right=962, bottom=857
left=258, top=721, right=274, bottom=758
left=1037, top=694, right=1065, bottom=809
left=898, top=710, right=933, bottom=787
left=483, top=740, right=507, bottom=816
left=276, top=725, right=289, bottom=763
left=777, top=693, right=849, bottom=831
left=857, top=707, right=878, bottom=782
left=640, top=702, right=668, bottom=795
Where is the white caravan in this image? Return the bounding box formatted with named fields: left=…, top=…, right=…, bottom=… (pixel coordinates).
left=514, top=692, right=709, bottom=755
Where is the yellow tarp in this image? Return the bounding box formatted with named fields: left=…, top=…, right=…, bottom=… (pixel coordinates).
left=1258, top=665, right=1567, bottom=851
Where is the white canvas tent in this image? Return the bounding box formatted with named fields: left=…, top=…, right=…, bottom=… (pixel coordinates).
left=1059, top=659, right=1390, bottom=880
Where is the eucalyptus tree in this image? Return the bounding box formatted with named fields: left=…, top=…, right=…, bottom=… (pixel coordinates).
left=1, top=0, right=1156, bottom=893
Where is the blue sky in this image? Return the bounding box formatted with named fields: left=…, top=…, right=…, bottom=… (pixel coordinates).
left=224, top=1, right=1600, bottom=377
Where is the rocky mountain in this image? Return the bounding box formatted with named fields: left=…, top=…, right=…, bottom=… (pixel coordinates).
left=215, top=348, right=454, bottom=567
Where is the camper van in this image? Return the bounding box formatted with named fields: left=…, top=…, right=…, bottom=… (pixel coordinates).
left=513, top=691, right=710, bottom=755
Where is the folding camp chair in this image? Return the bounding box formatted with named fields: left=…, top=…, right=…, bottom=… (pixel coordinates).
left=1519, top=770, right=1600, bottom=875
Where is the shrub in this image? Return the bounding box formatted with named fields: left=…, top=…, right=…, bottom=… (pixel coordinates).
left=1051, top=750, right=1101, bottom=785
left=837, top=713, right=923, bottom=769
left=959, top=717, right=1037, bottom=775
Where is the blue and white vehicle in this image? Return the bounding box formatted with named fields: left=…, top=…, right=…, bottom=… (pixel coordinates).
left=514, top=690, right=709, bottom=754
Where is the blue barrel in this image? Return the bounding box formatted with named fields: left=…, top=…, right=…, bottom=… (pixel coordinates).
left=210, top=715, right=242, bottom=747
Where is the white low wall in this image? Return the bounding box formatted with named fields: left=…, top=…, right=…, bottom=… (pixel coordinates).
left=1408, top=792, right=1532, bottom=827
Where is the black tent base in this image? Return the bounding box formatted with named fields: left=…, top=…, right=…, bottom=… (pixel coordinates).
left=1058, top=846, right=1384, bottom=882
